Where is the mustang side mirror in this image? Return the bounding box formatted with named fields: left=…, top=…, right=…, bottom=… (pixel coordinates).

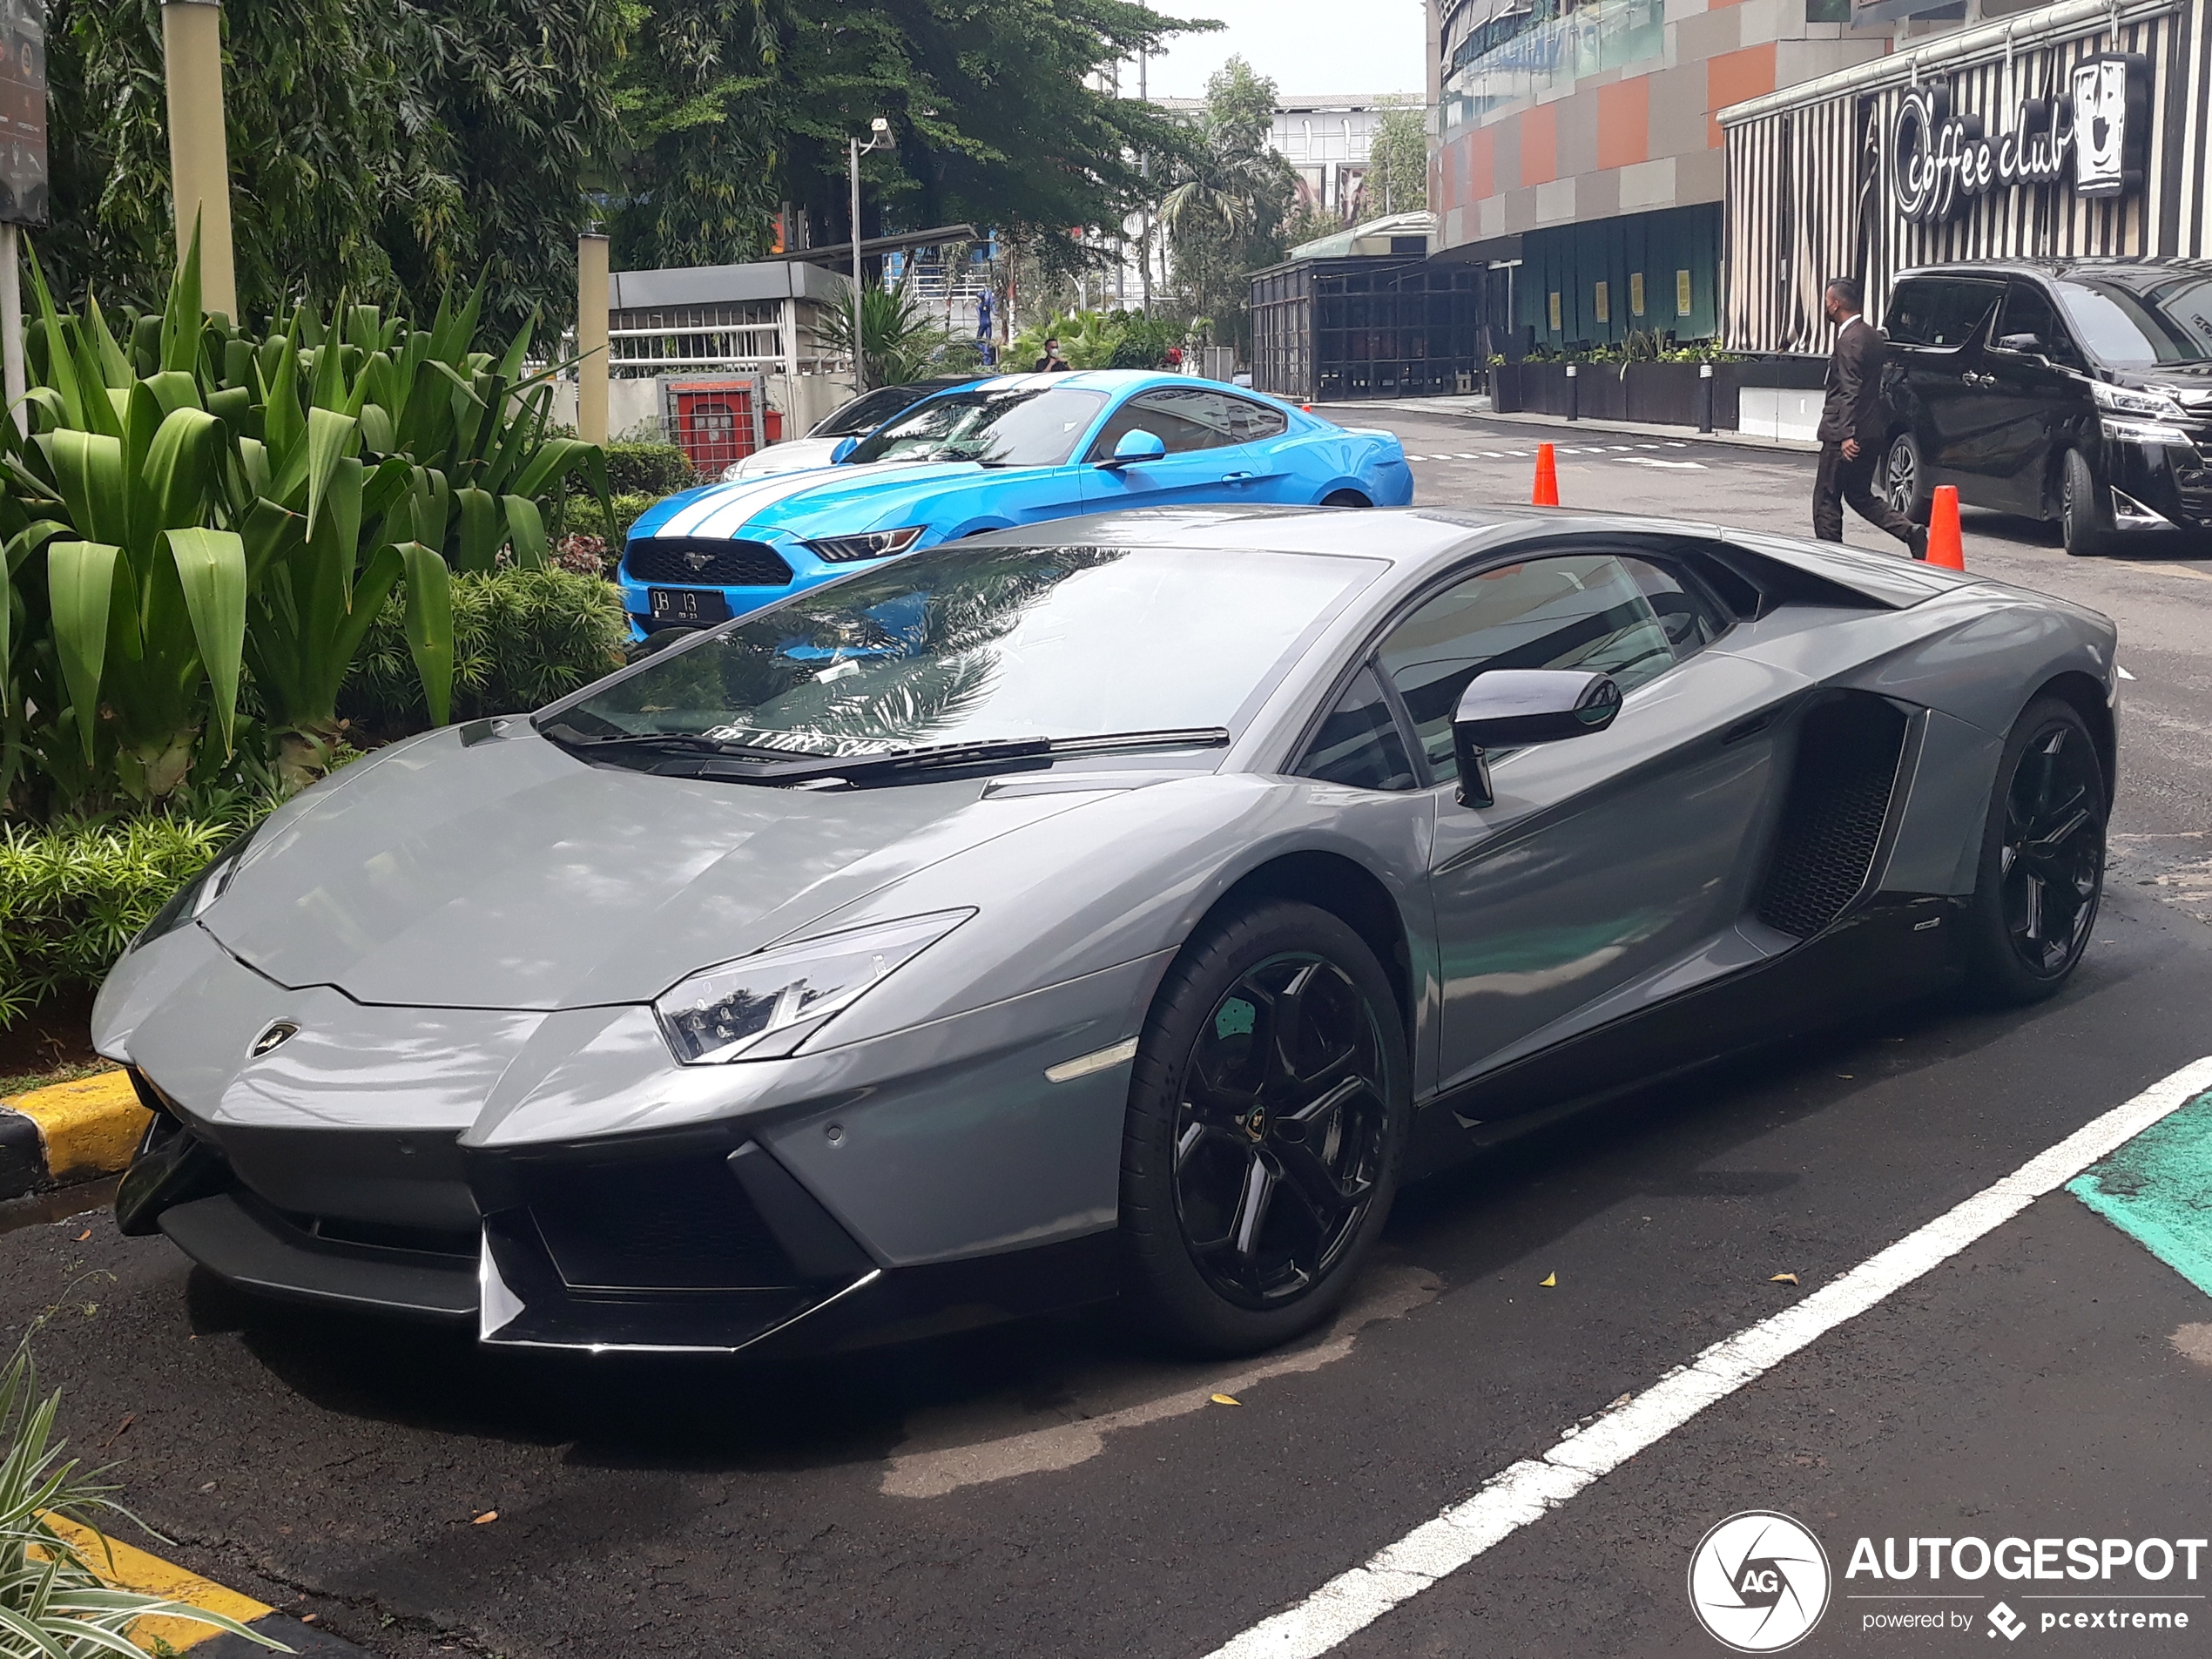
left=1451, top=669, right=1623, bottom=808
left=1098, top=428, right=1166, bottom=468
left=830, top=436, right=859, bottom=463
left=1994, top=333, right=2045, bottom=355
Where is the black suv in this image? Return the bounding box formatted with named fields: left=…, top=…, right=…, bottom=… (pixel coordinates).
left=1876, top=259, right=2212, bottom=555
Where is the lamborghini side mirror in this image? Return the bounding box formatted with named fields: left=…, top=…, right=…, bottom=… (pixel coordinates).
left=1451, top=669, right=1622, bottom=808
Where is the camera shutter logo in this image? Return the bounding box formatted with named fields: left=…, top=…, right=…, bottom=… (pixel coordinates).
left=1687, top=1511, right=1831, bottom=1652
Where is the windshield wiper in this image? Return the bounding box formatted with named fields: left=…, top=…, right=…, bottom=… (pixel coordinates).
left=756, top=726, right=1232, bottom=785
left=536, top=725, right=799, bottom=761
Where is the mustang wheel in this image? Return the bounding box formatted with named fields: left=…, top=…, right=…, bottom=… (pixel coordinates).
left=1882, top=432, right=1928, bottom=524
left=1967, top=697, right=2107, bottom=1005
left=1119, top=900, right=1407, bottom=1355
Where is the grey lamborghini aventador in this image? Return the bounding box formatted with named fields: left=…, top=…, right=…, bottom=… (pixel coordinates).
left=95, top=505, right=2118, bottom=1359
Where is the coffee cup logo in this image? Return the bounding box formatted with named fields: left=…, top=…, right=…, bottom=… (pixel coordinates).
left=2070, top=52, right=2147, bottom=197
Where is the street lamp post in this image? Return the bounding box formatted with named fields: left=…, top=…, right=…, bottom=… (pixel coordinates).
left=849, top=116, right=894, bottom=393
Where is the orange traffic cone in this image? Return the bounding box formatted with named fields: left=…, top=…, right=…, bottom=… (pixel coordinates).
left=1533, top=442, right=1560, bottom=507
left=1926, top=484, right=1964, bottom=570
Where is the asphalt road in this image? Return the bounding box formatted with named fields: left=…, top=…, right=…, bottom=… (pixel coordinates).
left=7, top=413, right=2211, bottom=1659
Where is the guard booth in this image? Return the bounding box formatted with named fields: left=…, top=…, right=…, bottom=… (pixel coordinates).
left=1249, top=255, right=1487, bottom=403
left=664, top=374, right=769, bottom=474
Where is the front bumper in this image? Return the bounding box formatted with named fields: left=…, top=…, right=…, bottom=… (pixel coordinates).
left=2099, top=426, right=2212, bottom=532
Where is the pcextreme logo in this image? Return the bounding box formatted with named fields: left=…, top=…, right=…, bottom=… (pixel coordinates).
left=1689, top=1511, right=1833, bottom=1652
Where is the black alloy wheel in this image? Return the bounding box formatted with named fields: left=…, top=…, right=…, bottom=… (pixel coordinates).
left=1967, top=697, right=2106, bottom=1004
left=2060, top=447, right=2107, bottom=556
left=1171, top=954, right=1389, bottom=1306
left=1119, top=900, right=1408, bottom=1355
left=1882, top=432, right=1926, bottom=523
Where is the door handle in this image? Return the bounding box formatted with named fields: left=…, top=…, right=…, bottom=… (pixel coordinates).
left=1962, top=371, right=1993, bottom=388
left=1220, top=470, right=1258, bottom=483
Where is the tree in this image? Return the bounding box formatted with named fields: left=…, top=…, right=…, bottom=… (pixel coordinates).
left=1361, top=98, right=1430, bottom=219
left=1283, top=200, right=1340, bottom=251
left=1161, top=57, right=1296, bottom=355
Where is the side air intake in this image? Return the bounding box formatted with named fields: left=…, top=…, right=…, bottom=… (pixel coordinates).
left=1755, top=695, right=1911, bottom=939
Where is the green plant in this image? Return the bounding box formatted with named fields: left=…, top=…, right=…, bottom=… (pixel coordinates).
left=602, top=442, right=695, bottom=498
left=1010, top=308, right=1132, bottom=372
left=815, top=280, right=952, bottom=387
left=339, top=568, right=627, bottom=738
left=0, top=1341, right=281, bottom=1652
left=0, top=806, right=269, bottom=1027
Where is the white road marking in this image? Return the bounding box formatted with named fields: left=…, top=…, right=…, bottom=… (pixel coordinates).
left=1606, top=444, right=1631, bottom=451
left=2120, top=664, right=2138, bottom=680
left=1455, top=453, right=1479, bottom=459
left=1666, top=440, right=1689, bottom=447
left=1201, top=1055, right=2212, bottom=1659
left=1635, top=442, right=1659, bottom=449
left=1480, top=450, right=1507, bottom=458
left=2109, top=559, right=2212, bottom=583
left=1619, top=456, right=1706, bottom=469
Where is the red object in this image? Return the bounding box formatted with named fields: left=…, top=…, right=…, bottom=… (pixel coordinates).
left=1926, top=485, right=1964, bottom=569
left=764, top=408, right=784, bottom=444
left=1533, top=442, right=1560, bottom=507
left=669, top=380, right=760, bottom=472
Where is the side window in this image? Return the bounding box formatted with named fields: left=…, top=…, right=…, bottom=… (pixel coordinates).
left=1377, top=554, right=1680, bottom=779
left=1883, top=280, right=1943, bottom=347
left=1995, top=282, right=2080, bottom=364
left=1222, top=396, right=1289, bottom=443
left=1296, top=664, right=1417, bottom=790
left=1625, top=557, right=1728, bottom=652
left=1085, top=388, right=1236, bottom=459
left=1932, top=280, right=2005, bottom=347
left=1885, top=280, right=2002, bottom=347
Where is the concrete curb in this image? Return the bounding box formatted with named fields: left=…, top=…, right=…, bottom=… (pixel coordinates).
left=0, top=1071, right=150, bottom=1199
left=43, top=1513, right=374, bottom=1655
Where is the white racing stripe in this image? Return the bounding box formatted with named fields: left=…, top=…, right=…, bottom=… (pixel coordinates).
left=1202, top=1055, right=2212, bottom=1659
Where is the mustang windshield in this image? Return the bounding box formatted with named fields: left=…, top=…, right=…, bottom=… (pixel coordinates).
left=844, top=387, right=1109, bottom=467
left=551, top=543, right=1377, bottom=761
left=2056, top=274, right=2212, bottom=365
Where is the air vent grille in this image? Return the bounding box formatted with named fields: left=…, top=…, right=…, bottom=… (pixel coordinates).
left=1756, top=697, right=1911, bottom=939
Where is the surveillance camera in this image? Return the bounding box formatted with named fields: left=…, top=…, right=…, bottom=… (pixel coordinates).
left=871, top=117, right=891, bottom=134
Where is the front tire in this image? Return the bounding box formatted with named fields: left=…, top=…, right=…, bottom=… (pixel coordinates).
left=1119, top=900, right=1409, bottom=1356
left=2060, top=448, right=2108, bottom=556
left=1965, top=697, right=2107, bottom=1006
left=1321, top=489, right=1372, bottom=508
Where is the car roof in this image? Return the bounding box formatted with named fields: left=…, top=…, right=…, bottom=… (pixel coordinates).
left=1898, top=257, right=2212, bottom=287
left=954, top=368, right=1262, bottom=397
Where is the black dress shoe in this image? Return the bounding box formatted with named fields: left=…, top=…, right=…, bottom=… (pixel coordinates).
left=1908, top=526, right=1930, bottom=560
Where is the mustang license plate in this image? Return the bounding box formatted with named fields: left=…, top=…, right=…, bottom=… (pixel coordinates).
left=647, top=587, right=732, bottom=624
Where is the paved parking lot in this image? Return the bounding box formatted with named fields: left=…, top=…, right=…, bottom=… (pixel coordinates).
left=9, top=409, right=2209, bottom=1658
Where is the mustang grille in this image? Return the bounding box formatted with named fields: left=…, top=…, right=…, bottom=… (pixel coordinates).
left=1756, top=696, right=1910, bottom=939
left=626, top=537, right=793, bottom=587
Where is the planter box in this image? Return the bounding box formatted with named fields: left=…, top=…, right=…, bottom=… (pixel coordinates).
left=1495, top=360, right=1740, bottom=428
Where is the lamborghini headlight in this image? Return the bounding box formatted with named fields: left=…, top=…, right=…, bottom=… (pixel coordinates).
left=653, top=910, right=972, bottom=1063
left=802, top=525, right=927, bottom=564
left=131, top=826, right=262, bottom=953
left=2091, top=380, right=2188, bottom=421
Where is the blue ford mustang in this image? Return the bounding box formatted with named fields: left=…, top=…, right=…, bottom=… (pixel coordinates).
left=617, top=370, right=1413, bottom=632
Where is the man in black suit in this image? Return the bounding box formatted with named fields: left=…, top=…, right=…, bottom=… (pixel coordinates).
left=1815, top=278, right=1927, bottom=558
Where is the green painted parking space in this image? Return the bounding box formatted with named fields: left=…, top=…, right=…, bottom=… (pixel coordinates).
left=2068, top=1088, right=2212, bottom=1298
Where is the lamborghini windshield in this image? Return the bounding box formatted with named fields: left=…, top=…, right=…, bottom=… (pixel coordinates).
left=843, top=386, right=1109, bottom=467
left=548, top=543, right=1377, bottom=761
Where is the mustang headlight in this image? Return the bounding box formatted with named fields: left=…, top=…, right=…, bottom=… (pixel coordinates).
left=653, top=910, right=972, bottom=1063
left=132, top=825, right=262, bottom=952
left=2092, top=380, right=2188, bottom=421
left=803, top=525, right=927, bottom=564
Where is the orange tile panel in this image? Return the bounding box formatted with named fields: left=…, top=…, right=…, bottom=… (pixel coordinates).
left=1596, top=77, right=1649, bottom=172
left=1705, top=42, right=1776, bottom=150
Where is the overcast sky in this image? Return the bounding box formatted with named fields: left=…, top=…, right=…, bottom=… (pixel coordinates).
left=1137, top=0, right=1427, bottom=100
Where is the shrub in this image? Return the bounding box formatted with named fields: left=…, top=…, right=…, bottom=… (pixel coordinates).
left=0, top=808, right=266, bottom=1023
left=604, top=441, right=696, bottom=497
left=341, top=568, right=627, bottom=736
left=563, top=491, right=661, bottom=550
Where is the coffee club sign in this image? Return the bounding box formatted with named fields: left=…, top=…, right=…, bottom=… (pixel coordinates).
left=1892, top=51, right=2150, bottom=223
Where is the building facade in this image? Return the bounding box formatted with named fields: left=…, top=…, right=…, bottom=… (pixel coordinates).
left=1719, top=0, right=2211, bottom=353
left=1426, top=0, right=1897, bottom=346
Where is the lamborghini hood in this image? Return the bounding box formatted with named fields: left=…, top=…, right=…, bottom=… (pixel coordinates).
left=199, top=724, right=1099, bottom=1011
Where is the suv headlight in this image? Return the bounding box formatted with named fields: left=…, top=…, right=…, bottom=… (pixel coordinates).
left=2092, top=381, right=2188, bottom=421
left=803, top=526, right=927, bottom=564
left=653, top=910, right=972, bottom=1063
left=132, top=826, right=262, bottom=952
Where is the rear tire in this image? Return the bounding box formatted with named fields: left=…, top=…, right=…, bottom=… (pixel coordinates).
left=1882, top=432, right=1930, bottom=525
left=1965, top=697, right=2106, bottom=1007
left=1119, top=900, right=1409, bottom=1357
left=2060, top=448, right=2108, bottom=556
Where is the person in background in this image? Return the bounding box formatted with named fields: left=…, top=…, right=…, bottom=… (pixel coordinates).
left=1033, top=338, right=1069, bottom=373
left=1815, top=277, right=1928, bottom=559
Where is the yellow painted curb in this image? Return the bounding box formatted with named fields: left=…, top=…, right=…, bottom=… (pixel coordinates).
left=3, top=1070, right=151, bottom=1183
left=39, top=1513, right=273, bottom=1652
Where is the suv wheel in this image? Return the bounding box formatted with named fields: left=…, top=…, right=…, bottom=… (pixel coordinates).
left=1118, top=900, right=1408, bottom=1357
left=1882, top=432, right=1928, bottom=524
left=2060, top=448, right=2108, bottom=556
